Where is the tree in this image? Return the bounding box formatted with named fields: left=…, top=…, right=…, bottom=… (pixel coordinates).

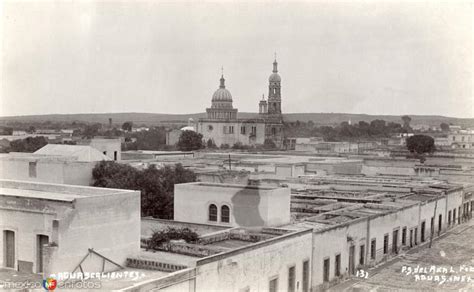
left=370, top=119, right=386, bottom=129
left=82, top=123, right=102, bottom=139
left=92, top=161, right=196, bottom=219
left=358, top=121, right=370, bottom=128
left=440, top=123, right=450, bottom=132
left=401, top=115, right=412, bottom=129
left=132, top=127, right=167, bottom=150
left=27, top=126, right=36, bottom=134
left=9, top=136, right=48, bottom=152
left=177, top=130, right=203, bottom=151
left=122, top=121, right=133, bottom=132
left=0, top=127, right=13, bottom=135
left=406, top=135, right=435, bottom=154
left=72, top=129, right=82, bottom=137
left=103, top=127, right=122, bottom=138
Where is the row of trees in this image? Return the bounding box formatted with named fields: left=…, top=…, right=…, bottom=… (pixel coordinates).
left=123, top=127, right=168, bottom=151
left=92, top=161, right=196, bottom=219
left=0, top=136, right=48, bottom=153
left=284, top=119, right=408, bottom=141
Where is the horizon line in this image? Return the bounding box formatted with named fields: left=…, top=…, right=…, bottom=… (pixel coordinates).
left=0, top=111, right=473, bottom=120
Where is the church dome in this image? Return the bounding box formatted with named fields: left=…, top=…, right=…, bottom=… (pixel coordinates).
left=269, top=73, right=281, bottom=82
left=212, top=74, right=233, bottom=102
left=212, top=88, right=232, bottom=101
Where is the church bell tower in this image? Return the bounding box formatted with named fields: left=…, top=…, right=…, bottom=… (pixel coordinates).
left=267, top=56, right=282, bottom=116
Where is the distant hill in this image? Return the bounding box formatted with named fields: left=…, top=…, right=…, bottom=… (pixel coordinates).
left=0, top=112, right=473, bottom=128
left=282, top=113, right=474, bottom=128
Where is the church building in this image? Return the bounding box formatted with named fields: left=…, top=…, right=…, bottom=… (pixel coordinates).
left=196, top=58, right=284, bottom=148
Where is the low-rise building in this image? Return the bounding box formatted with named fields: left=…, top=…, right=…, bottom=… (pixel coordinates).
left=0, top=180, right=140, bottom=275
left=34, top=144, right=111, bottom=162
left=295, top=139, right=365, bottom=154
left=174, top=182, right=291, bottom=227
left=77, top=138, right=122, bottom=161
left=285, top=178, right=472, bottom=291
left=0, top=153, right=99, bottom=186
left=448, top=133, right=474, bottom=149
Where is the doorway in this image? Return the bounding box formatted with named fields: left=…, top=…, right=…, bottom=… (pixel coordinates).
left=3, top=230, right=15, bottom=268
left=348, top=245, right=355, bottom=275
left=36, top=235, right=49, bottom=273
left=392, top=229, right=399, bottom=254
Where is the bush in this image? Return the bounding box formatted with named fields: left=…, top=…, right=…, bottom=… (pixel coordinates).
left=263, top=138, right=277, bottom=149
left=207, top=139, right=217, bottom=149
left=148, top=227, right=199, bottom=250
left=220, top=143, right=230, bottom=149
left=232, top=142, right=243, bottom=149
left=232, top=142, right=255, bottom=150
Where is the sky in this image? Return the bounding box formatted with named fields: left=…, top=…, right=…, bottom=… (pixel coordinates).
left=1, top=0, right=472, bottom=118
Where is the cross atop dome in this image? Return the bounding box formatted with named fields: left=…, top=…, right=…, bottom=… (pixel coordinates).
left=219, top=67, right=226, bottom=89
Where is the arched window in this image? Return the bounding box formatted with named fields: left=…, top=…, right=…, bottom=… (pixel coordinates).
left=221, top=205, right=230, bottom=223
left=209, top=204, right=217, bottom=222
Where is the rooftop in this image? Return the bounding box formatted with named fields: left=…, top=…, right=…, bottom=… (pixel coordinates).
left=34, top=144, right=111, bottom=162
left=0, top=152, right=79, bottom=162
left=0, top=179, right=137, bottom=202
left=177, top=181, right=283, bottom=191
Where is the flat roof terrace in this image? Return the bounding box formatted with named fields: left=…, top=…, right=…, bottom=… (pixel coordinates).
left=0, top=179, right=137, bottom=201
left=298, top=174, right=447, bottom=186
left=0, top=187, right=80, bottom=202
left=290, top=199, right=354, bottom=219
left=287, top=201, right=414, bottom=232
left=177, top=181, right=283, bottom=191
left=291, top=190, right=389, bottom=204
left=0, top=152, right=79, bottom=162
left=137, top=227, right=291, bottom=269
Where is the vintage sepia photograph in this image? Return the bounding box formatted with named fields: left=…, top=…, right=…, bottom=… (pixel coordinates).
left=0, top=0, right=473, bottom=291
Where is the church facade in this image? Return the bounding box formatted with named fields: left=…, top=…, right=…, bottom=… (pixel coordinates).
left=196, top=58, right=284, bottom=148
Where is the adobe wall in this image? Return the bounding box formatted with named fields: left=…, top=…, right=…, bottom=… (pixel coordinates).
left=0, top=159, right=65, bottom=184
left=311, top=219, right=368, bottom=290
left=174, top=183, right=290, bottom=228
left=0, top=196, right=72, bottom=272
left=46, top=191, right=140, bottom=275
left=195, top=231, right=312, bottom=292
